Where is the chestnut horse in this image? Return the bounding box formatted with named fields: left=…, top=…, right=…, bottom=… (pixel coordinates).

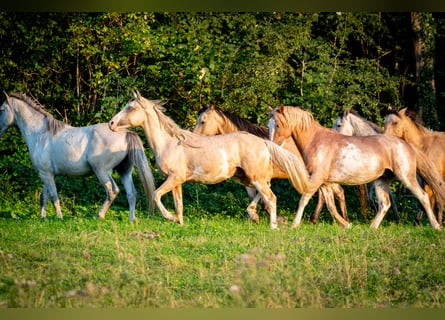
left=269, top=105, right=445, bottom=229
left=109, top=91, right=312, bottom=229
left=384, top=107, right=445, bottom=225
left=194, top=104, right=349, bottom=225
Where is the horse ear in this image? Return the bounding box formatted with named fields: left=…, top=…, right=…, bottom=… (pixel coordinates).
left=399, top=107, right=407, bottom=115
left=3, top=91, right=11, bottom=104
left=279, top=105, right=285, bottom=114
left=133, top=90, right=142, bottom=99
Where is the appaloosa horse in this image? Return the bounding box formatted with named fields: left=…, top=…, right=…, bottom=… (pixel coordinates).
left=269, top=105, right=445, bottom=229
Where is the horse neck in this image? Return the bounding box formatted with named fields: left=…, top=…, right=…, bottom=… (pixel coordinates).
left=351, top=116, right=382, bottom=136
left=400, top=120, right=427, bottom=147
left=140, top=107, right=183, bottom=155
left=289, top=121, right=322, bottom=153
left=11, top=99, right=49, bottom=142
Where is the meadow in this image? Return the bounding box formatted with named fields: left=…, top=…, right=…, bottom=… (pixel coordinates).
left=1, top=180, right=445, bottom=308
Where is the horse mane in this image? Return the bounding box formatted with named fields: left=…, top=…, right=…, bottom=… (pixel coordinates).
left=341, top=109, right=383, bottom=133
left=150, top=100, right=200, bottom=147
left=390, top=108, right=430, bottom=133
left=9, top=92, right=69, bottom=135
left=200, top=105, right=269, bottom=139
left=280, top=106, right=314, bottom=131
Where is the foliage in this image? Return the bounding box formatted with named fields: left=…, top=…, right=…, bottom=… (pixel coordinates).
left=0, top=12, right=444, bottom=221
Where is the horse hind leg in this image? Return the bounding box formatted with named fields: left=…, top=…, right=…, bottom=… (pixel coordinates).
left=252, top=181, right=277, bottom=229
left=95, top=172, right=120, bottom=219
left=309, top=190, right=325, bottom=224
left=369, top=180, right=392, bottom=229
left=119, top=171, right=137, bottom=221
left=319, top=185, right=350, bottom=228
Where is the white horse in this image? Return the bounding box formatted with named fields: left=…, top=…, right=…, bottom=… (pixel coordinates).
left=0, top=92, right=156, bottom=220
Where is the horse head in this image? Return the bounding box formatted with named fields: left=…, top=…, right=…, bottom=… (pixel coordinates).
left=0, top=92, right=15, bottom=136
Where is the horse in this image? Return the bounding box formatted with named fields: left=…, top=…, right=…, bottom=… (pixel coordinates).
left=384, top=107, right=445, bottom=225
left=333, top=109, right=401, bottom=223
left=0, top=92, right=156, bottom=220
left=108, top=91, right=314, bottom=229
left=268, top=105, right=445, bottom=230
left=193, top=104, right=349, bottom=225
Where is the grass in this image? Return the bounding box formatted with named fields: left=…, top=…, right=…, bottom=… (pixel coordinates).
left=0, top=209, right=444, bottom=308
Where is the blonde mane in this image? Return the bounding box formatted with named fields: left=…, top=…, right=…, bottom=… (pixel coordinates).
left=281, top=106, right=314, bottom=131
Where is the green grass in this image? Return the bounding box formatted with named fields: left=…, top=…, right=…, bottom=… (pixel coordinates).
left=0, top=212, right=444, bottom=307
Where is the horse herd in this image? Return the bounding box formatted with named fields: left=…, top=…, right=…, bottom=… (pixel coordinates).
left=1, top=91, right=444, bottom=230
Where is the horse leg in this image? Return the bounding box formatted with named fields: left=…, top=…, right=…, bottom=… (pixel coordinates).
left=39, top=185, right=49, bottom=218
left=309, top=190, right=325, bottom=224
left=405, top=183, right=441, bottom=230
left=320, top=185, right=350, bottom=228
left=333, top=183, right=348, bottom=221
left=292, top=192, right=316, bottom=228
left=39, top=174, right=63, bottom=219
left=247, top=193, right=261, bottom=223
left=357, top=184, right=368, bottom=220
left=252, top=181, right=277, bottom=229
left=172, top=184, right=184, bottom=225
left=119, top=171, right=137, bottom=221
left=246, top=186, right=260, bottom=223
left=389, top=190, right=401, bottom=223
left=153, top=174, right=183, bottom=223
left=369, top=180, right=392, bottom=229
left=94, top=171, right=120, bottom=219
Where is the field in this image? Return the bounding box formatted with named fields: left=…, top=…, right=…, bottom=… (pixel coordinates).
left=1, top=194, right=445, bottom=307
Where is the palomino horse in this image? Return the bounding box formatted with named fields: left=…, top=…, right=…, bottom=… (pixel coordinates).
left=333, top=109, right=400, bottom=223
left=193, top=104, right=349, bottom=225
left=0, top=92, right=156, bottom=220
left=108, top=91, right=311, bottom=229
left=384, top=107, right=445, bottom=225
left=268, top=105, right=445, bottom=229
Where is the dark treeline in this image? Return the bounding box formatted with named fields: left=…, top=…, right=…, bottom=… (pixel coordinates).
left=1, top=12, right=444, bottom=218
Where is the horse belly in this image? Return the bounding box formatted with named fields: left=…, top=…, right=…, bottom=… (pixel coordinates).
left=329, top=147, right=384, bottom=185
left=51, top=134, right=92, bottom=176
left=187, top=148, right=237, bottom=184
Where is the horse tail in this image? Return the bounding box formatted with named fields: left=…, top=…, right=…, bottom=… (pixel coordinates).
left=265, top=140, right=310, bottom=194
left=413, top=146, right=445, bottom=213
left=126, top=132, right=156, bottom=215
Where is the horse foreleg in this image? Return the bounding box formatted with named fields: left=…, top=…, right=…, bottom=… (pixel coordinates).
left=292, top=192, right=315, bottom=228
left=119, top=172, right=137, bottom=221
left=369, top=180, right=391, bottom=229
left=153, top=175, right=183, bottom=223
left=389, top=190, right=401, bottom=223
left=309, top=191, right=325, bottom=224
left=320, top=186, right=350, bottom=228
left=357, top=184, right=368, bottom=220
left=172, top=185, right=184, bottom=225
left=39, top=174, right=63, bottom=219
left=333, top=183, right=348, bottom=221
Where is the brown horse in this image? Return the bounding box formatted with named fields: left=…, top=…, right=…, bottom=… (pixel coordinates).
left=384, top=107, right=445, bottom=225
left=108, top=91, right=311, bottom=229
left=268, top=105, right=445, bottom=229
left=193, top=104, right=349, bottom=225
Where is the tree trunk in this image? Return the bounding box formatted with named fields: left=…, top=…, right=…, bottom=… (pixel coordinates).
left=411, top=12, right=438, bottom=128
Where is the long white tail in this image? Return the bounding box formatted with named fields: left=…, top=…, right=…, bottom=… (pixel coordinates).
left=127, top=132, right=156, bottom=214
left=265, top=140, right=310, bottom=194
